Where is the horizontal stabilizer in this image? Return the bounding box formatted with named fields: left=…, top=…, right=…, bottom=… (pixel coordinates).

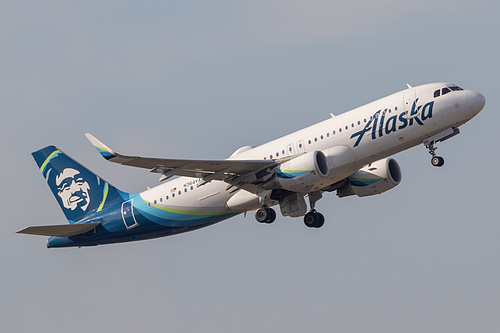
left=17, top=222, right=100, bottom=237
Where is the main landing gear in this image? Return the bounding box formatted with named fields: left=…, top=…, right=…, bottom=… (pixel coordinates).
left=425, top=141, right=445, bottom=167
left=255, top=206, right=276, bottom=224
left=254, top=190, right=326, bottom=228
left=304, top=191, right=324, bottom=228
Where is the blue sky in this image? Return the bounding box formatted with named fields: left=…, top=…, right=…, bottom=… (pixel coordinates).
left=2, top=1, right=499, bottom=332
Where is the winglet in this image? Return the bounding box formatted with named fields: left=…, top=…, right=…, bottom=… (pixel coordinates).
left=85, top=133, right=118, bottom=160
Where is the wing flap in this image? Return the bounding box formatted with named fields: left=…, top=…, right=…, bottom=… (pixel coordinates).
left=17, top=222, right=100, bottom=237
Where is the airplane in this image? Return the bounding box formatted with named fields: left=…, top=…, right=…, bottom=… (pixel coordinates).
left=18, top=82, right=485, bottom=248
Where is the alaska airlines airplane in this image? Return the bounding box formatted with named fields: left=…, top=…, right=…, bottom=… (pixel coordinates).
left=18, top=83, right=485, bottom=248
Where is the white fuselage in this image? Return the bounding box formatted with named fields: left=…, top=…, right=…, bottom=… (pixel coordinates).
left=140, top=83, right=484, bottom=216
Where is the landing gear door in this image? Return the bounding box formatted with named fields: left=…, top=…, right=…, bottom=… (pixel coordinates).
left=121, top=200, right=138, bottom=229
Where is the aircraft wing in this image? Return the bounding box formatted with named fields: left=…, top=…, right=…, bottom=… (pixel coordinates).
left=85, top=133, right=278, bottom=188
left=17, top=222, right=101, bottom=237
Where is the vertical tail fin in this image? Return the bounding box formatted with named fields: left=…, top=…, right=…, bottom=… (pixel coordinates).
left=32, top=146, right=128, bottom=223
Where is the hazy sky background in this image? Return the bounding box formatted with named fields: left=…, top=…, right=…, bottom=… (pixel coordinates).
left=2, top=1, right=499, bottom=332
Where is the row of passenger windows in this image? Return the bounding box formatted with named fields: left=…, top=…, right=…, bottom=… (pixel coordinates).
left=147, top=185, right=195, bottom=206
left=262, top=106, right=398, bottom=160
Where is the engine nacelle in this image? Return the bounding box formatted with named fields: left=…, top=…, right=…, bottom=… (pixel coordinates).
left=337, top=158, right=402, bottom=197
left=263, top=151, right=329, bottom=191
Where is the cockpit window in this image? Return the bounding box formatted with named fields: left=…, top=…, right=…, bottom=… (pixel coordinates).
left=434, top=85, right=464, bottom=98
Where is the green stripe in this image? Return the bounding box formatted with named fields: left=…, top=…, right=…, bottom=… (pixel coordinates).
left=39, top=150, right=61, bottom=173
left=97, top=182, right=109, bottom=212
left=145, top=199, right=227, bottom=216
left=280, top=169, right=311, bottom=173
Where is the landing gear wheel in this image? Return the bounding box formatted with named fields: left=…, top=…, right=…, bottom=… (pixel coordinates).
left=304, top=212, right=316, bottom=227
left=304, top=211, right=325, bottom=228
left=255, top=207, right=276, bottom=224
left=267, top=208, right=276, bottom=223
left=431, top=156, right=444, bottom=167
left=315, top=213, right=325, bottom=228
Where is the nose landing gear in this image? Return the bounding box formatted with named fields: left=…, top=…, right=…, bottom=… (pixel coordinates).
left=423, top=127, right=460, bottom=167
left=426, top=140, right=445, bottom=167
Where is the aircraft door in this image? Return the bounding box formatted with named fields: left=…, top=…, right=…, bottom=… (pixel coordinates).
left=121, top=200, right=139, bottom=229
left=297, top=140, right=305, bottom=154
left=287, top=143, right=295, bottom=156
left=404, top=91, right=416, bottom=113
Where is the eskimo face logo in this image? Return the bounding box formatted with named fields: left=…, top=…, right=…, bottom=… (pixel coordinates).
left=55, top=168, right=91, bottom=211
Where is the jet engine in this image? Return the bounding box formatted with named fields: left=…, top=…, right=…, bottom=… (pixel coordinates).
left=263, top=151, right=329, bottom=191
left=337, top=158, right=402, bottom=197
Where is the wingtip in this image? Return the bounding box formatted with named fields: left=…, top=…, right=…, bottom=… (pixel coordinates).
left=85, top=133, right=117, bottom=160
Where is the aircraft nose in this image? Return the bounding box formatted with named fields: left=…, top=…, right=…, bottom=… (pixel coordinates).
left=467, top=91, right=486, bottom=114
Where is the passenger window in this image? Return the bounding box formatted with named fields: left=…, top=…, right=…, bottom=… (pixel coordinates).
left=270, top=155, right=273, bottom=159
left=327, top=133, right=330, bottom=137
left=166, top=196, right=169, bottom=200
left=358, top=121, right=360, bottom=125
left=314, top=138, right=317, bottom=142
left=154, top=200, right=157, bottom=204
left=333, top=130, right=336, bottom=135
left=364, top=118, right=367, bottom=123
left=148, top=202, right=151, bottom=207
left=184, top=188, right=187, bottom=193
left=178, top=191, right=181, bottom=195
left=172, top=193, right=175, bottom=198
left=339, top=128, right=342, bottom=133
left=308, top=140, right=311, bottom=144
left=299, top=143, right=303, bottom=148
left=395, top=106, right=398, bottom=111
left=434, top=89, right=440, bottom=98
left=345, top=126, right=348, bottom=130
left=191, top=186, right=193, bottom=190
left=160, top=198, right=163, bottom=202
left=282, top=150, right=285, bottom=154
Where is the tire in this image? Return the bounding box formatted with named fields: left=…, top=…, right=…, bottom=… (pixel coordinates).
left=315, top=213, right=325, bottom=228
left=304, top=212, right=318, bottom=228
left=431, top=156, right=444, bottom=167
left=255, top=208, right=269, bottom=223
left=265, top=208, right=276, bottom=224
